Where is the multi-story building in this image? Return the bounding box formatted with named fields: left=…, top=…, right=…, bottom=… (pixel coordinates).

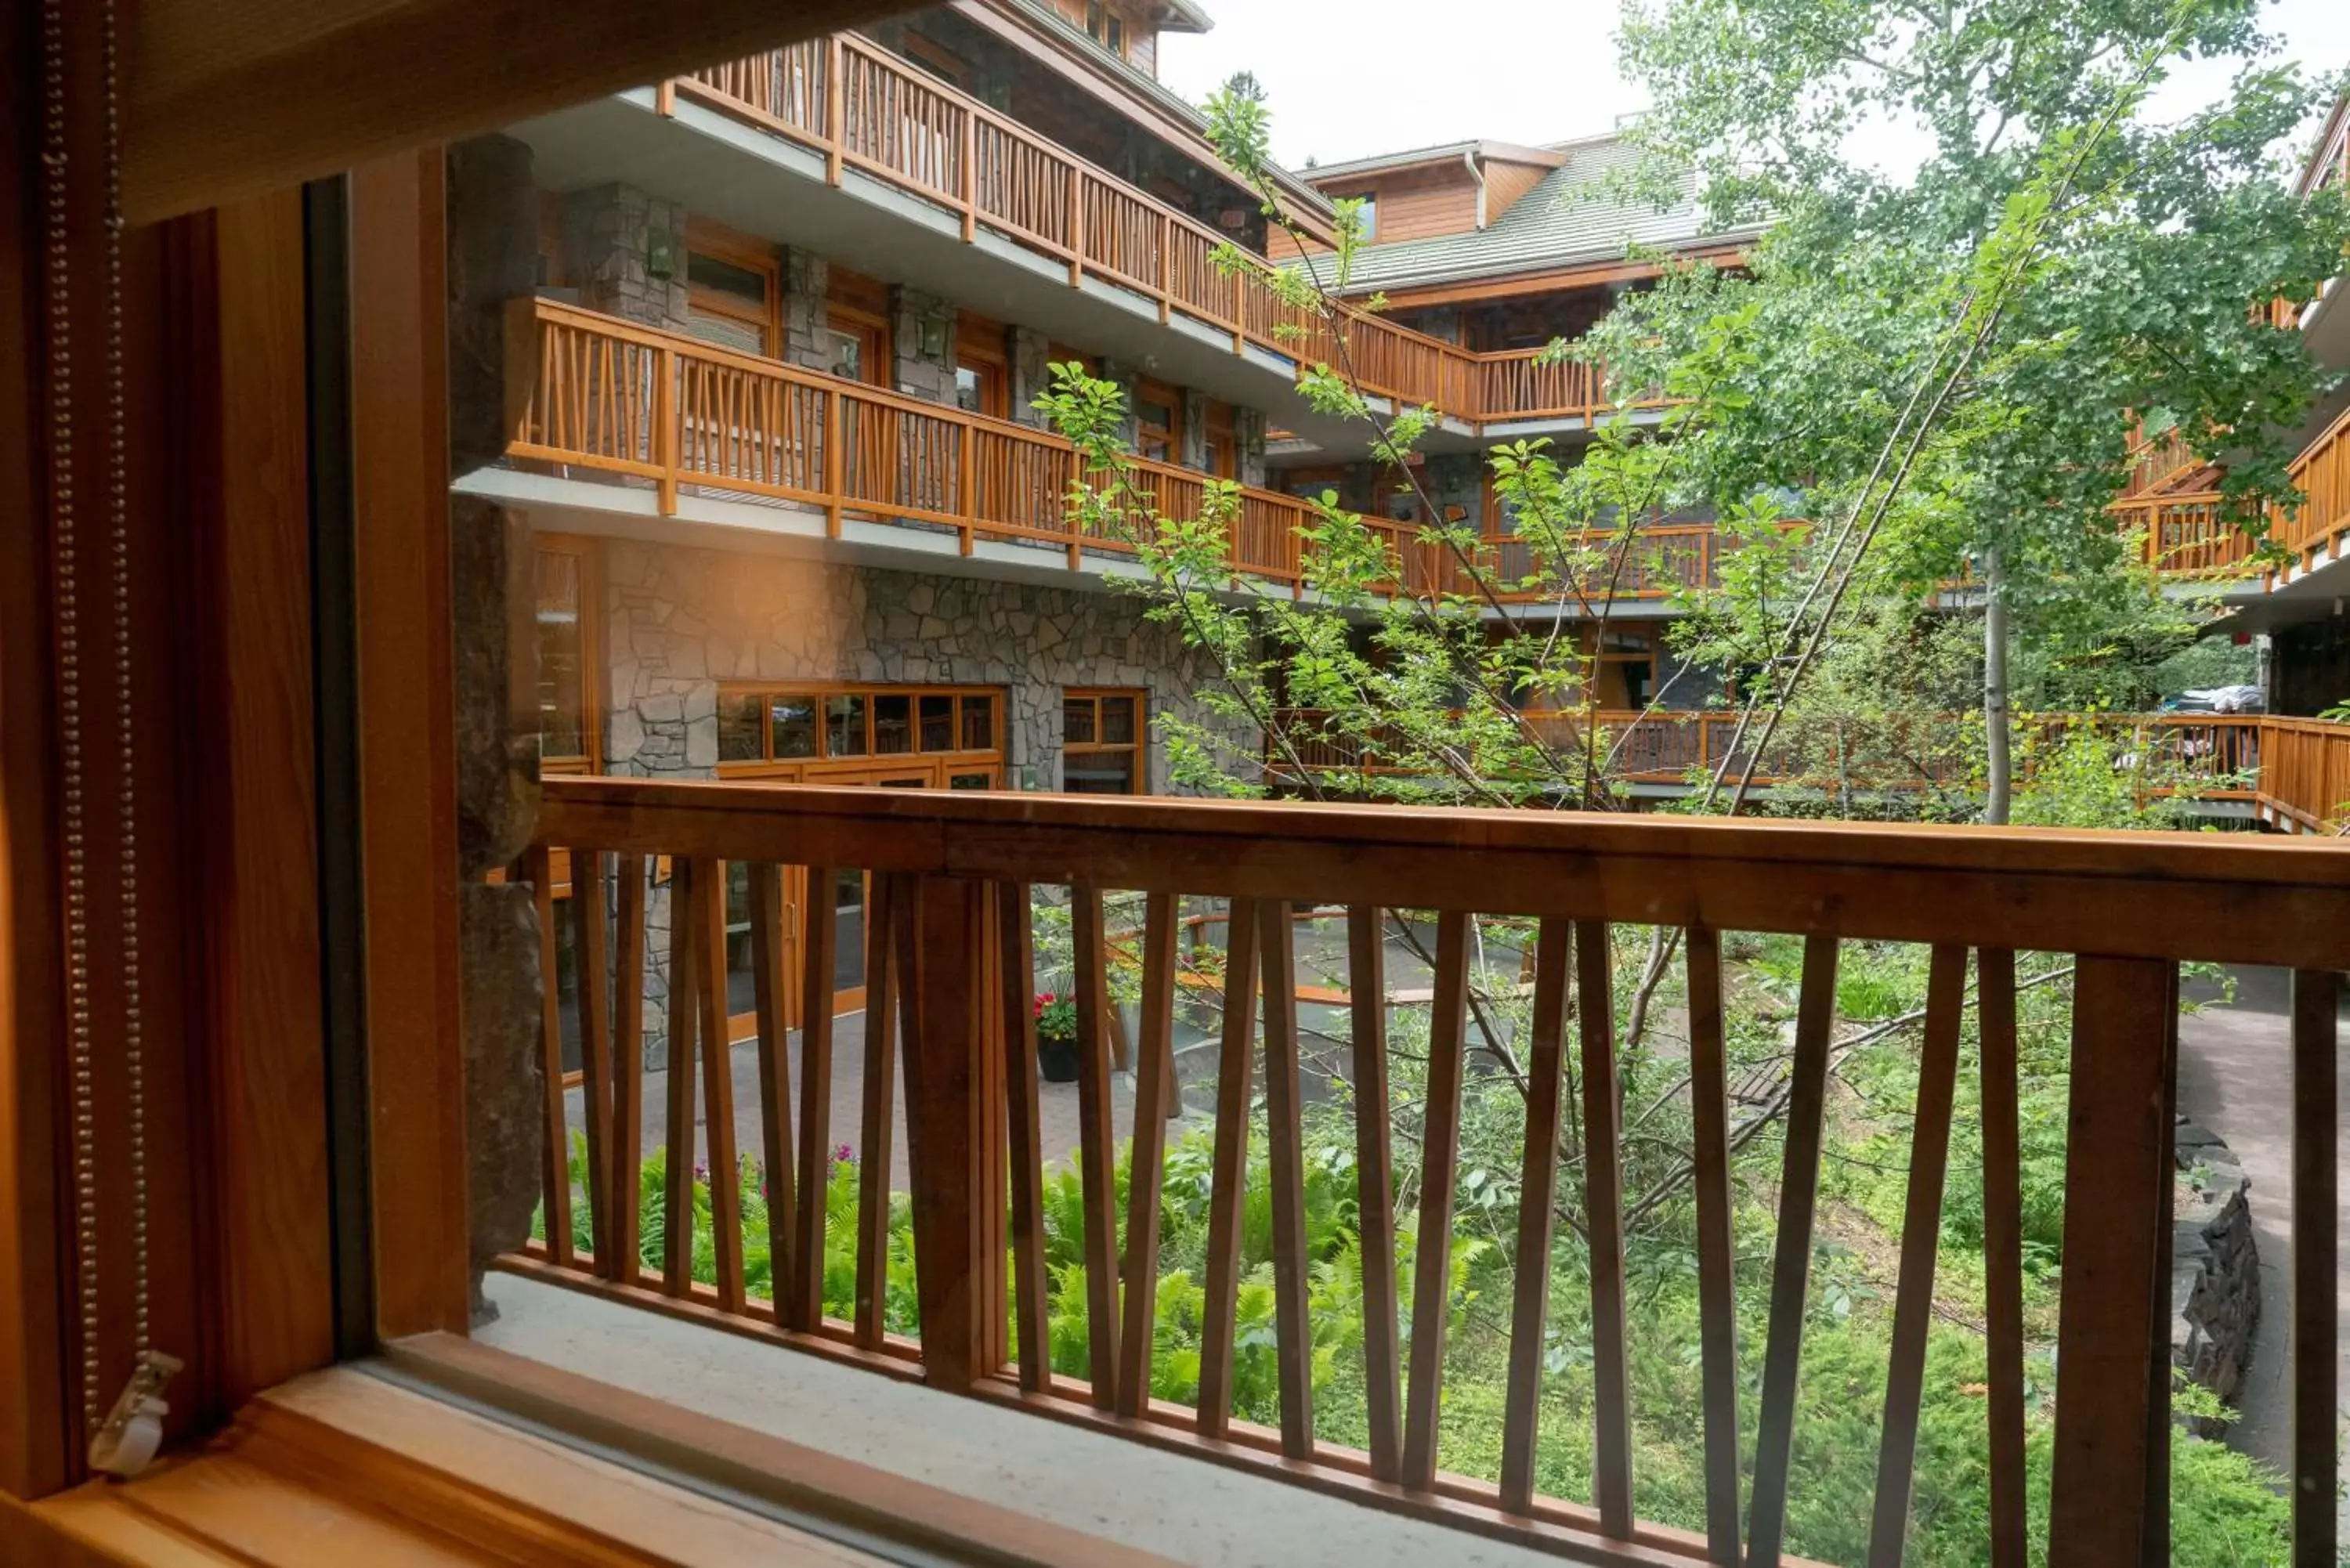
left=464, top=0, right=1784, bottom=809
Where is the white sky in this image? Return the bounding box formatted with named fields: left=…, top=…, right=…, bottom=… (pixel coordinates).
left=1160, top=0, right=2350, bottom=175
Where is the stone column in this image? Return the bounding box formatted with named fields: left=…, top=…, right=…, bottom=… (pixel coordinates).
left=891, top=284, right=958, bottom=403
left=449, top=135, right=549, bottom=1324
left=1180, top=388, right=1209, bottom=471
left=783, top=247, right=830, bottom=371
left=1235, top=406, right=1269, bottom=488
left=1097, top=358, right=1141, bottom=449
left=562, top=182, right=691, bottom=333
left=1010, top=325, right=1054, bottom=427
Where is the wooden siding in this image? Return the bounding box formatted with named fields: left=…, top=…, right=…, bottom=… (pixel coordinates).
left=1482, top=158, right=1552, bottom=225
left=1343, top=166, right=1482, bottom=244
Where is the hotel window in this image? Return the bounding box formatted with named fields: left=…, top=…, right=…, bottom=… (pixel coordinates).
left=1339, top=191, right=1378, bottom=242
left=1085, top=1, right=1126, bottom=56
left=685, top=251, right=776, bottom=356
left=1062, top=688, right=1145, bottom=794
left=827, top=269, right=891, bottom=387
left=533, top=537, right=600, bottom=773
left=716, top=684, right=1005, bottom=779
left=1204, top=399, right=1237, bottom=478
left=1134, top=379, right=1180, bottom=464
left=956, top=311, right=1009, bottom=419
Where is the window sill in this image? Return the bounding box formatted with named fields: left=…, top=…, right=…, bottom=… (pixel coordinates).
left=2, top=1338, right=1170, bottom=1567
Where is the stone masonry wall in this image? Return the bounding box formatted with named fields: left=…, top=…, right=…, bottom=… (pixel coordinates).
left=598, top=540, right=1253, bottom=1064
left=562, top=182, right=689, bottom=333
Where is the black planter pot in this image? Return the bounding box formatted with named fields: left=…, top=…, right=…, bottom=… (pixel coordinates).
left=1037, top=1031, right=1082, bottom=1083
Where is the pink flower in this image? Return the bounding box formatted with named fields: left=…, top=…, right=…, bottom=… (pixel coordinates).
left=834, top=1143, right=855, bottom=1165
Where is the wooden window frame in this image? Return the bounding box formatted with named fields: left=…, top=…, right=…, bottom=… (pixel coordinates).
left=955, top=309, right=1010, bottom=420
left=713, top=681, right=1007, bottom=778
left=1203, top=399, right=1237, bottom=479
left=1133, top=377, right=1180, bottom=465
left=532, top=533, right=602, bottom=775
left=682, top=217, right=781, bottom=357
left=1061, top=687, right=1148, bottom=796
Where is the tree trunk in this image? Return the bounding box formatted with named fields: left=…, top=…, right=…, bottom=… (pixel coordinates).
left=1983, top=548, right=2013, bottom=826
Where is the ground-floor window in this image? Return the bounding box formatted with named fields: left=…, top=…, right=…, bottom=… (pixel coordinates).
left=1061, top=688, right=1145, bottom=794
left=716, top=681, right=1003, bottom=787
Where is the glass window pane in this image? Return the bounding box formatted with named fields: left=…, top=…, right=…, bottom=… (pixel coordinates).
left=534, top=551, right=586, bottom=760
left=826, top=693, right=869, bottom=757
left=688, top=251, right=770, bottom=305
left=949, top=771, right=992, bottom=790
left=955, top=366, right=984, bottom=414
left=1063, top=697, right=1097, bottom=745
left=833, top=869, right=868, bottom=992
left=1064, top=750, right=1137, bottom=795
left=919, top=694, right=955, bottom=752
left=685, top=310, right=765, bottom=356
left=961, top=693, right=994, bottom=752
left=826, top=330, right=862, bottom=382
left=718, top=692, right=765, bottom=761
left=873, top=693, right=913, bottom=754
left=771, top=695, right=817, bottom=758
left=1102, top=695, right=1136, bottom=745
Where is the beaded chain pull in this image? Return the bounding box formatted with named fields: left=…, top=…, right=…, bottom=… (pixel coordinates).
left=41, top=0, right=168, bottom=1479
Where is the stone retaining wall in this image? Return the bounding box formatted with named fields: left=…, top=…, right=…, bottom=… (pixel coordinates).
left=2172, top=1113, right=2260, bottom=1433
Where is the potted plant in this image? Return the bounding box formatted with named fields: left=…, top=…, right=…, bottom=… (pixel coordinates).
left=1033, top=991, right=1080, bottom=1083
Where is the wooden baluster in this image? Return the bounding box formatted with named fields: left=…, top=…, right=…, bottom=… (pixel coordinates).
left=959, top=106, right=977, bottom=241
left=789, top=866, right=838, bottom=1331
left=823, top=38, right=844, bottom=183
left=570, top=850, right=616, bottom=1275
left=2048, top=956, right=2178, bottom=1566
left=1746, top=934, right=1840, bottom=1563
left=1977, top=948, right=2027, bottom=1568
left=1686, top=925, right=1741, bottom=1564
left=855, top=872, right=902, bottom=1349
left=1072, top=884, right=1122, bottom=1408
left=1500, top=919, right=1572, bottom=1515
left=1256, top=898, right=1316, bottom=1459
left=661, top=858, right=699, bottom=1295
left=609, top=854, right=647, bottom=1285
left=527, top=847, right=574, bottom=1268
left=1115, top=891, right=1182, bottom=1418
left=999, top=883, right=1051, bottom=1391
left=1402, top=910, right=1473, bottom=1490
left=653, top=344, right=678, bottom=515
left=902, top=874, right=999, bottom=1391
left=2292, top=968, right=2338, bottom=1566
left=691, top=858, right=746, bottom=1313
left=1068, top=166, right=1085, bottom=287
left=1576, top=919, right=1635, bottom=1536
left=1349, top=908, right=1404, bottom=1482
left=747, top=862, right=797, bottom=1317
left=1197, top=897, right=1260, bottom=1438
left=1864, top=945, right=1966, bottom=1565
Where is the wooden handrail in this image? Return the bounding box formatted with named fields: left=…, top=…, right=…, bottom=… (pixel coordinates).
left=1271, top=706, right=2345, bottom=829
left=2275, top=399, right=2350, bottom=570
left=512, top=775, right=2346, bottom=1565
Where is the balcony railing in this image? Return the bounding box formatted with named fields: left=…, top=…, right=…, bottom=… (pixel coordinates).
left=509, top=775, right=2345, bottom=1565
left=506, top=297, right=1423, bottom=594
left=2274, top=402, right=2350, bottom=575
left=659, top=37, right=1660, bottom=427
left=1271, top=708, right=2345, bottom=828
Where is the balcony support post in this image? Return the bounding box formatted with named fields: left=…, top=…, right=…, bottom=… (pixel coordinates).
left=902, top=873, right=1006, bottom=1393
left=824, top=38, right=844, bottom=187
left=2048, top=955, right=2177, bottom=1566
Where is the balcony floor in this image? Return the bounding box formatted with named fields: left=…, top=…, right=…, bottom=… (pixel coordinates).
left=477, top=1271, right=1563, bottom=1568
